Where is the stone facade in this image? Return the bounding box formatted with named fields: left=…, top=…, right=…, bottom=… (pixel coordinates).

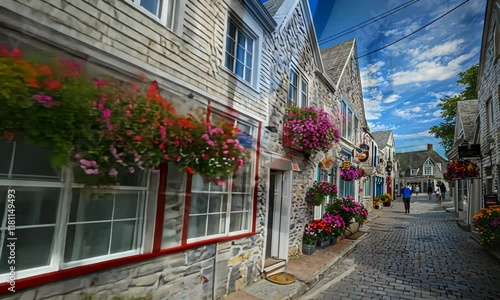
left=478, top=0, right=500, bottom=194
left=261, top=0, right=337, bottom=259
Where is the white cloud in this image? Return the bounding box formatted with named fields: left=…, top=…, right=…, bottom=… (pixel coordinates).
left=412, top=107, right=422, bottom=113
left=394, top=130, right=431, bottom=139
left=432, top=110, right=442, bottom=117
left=428, top=91, right=459, bottom=100
left=368, top=122, right=399, bottom=131
left=417, top=117, right=439, bottom=123
left=408, top=39, right=464, bottom=61
left=360, top=60, right=387, bottom=88
left=384, top=94, right=400, bottom=103
left=389, top=47, right=479, bottom=86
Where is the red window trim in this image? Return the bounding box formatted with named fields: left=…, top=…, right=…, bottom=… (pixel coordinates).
left=0, top=118, right=262, bottom=294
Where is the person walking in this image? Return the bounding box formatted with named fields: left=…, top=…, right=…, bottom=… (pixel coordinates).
left=434, top=185, right=441, bottom=202
left=427, top=184, right=433, bottom=200
left=415, top=185, right=420, bottom=196
left=440, top=182, right=447, bottom=201
left=402, top=183, right=412, bottom=214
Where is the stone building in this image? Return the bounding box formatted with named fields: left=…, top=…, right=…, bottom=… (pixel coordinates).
left=477, top=0, right=500, bottom=199
left=446, top=100, right=480, bottom=228
left=396, top=144, right=448, bottom=196
left=371, top=130, right=397, bottom=199
left=0, top=0, right=350, bottom=299
left=258, top=0, right=338, bottom=275
left=320, top=39, right=370, bottom=207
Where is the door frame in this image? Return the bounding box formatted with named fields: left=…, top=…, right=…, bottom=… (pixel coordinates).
left=261, top=157, right=293, bottom=268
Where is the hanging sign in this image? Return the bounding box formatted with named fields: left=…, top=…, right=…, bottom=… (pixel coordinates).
left=341, top=161, right=351, bottom=170
left=357, top=143, right=370, bottom=162
left=320, top=157, right=334, bottom=170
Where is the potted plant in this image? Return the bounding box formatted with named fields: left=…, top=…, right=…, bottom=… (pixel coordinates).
left=283, top=106, right=340, bottom=154
left=377, top=193, right=392, bottom=207
left=473, top=205, right=500, bottom=247
left=322, top=211, right=346, bottom=245
left=340, top=167, right=359, bottom=181
left=305, top=181, right=338, bottom=205
left=302, top=223, right=318, bottom=255
left=309, top=220, right=332, bottom=249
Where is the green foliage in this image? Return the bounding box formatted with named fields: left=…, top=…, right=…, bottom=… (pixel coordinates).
left=429, top=64, right=478, bottom=152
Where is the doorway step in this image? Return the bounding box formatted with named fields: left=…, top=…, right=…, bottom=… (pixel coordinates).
left=263, top=257, right=286, bottom=277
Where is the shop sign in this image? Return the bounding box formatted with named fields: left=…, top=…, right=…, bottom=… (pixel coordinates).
left=484, top=194, right=498, bottom=208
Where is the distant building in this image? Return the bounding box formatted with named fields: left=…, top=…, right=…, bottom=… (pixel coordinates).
left=395, top=144, right=448, bottom=194
left=371, top=130, right=397, bottom=199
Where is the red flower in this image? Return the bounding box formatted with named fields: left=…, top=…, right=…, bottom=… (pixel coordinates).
left=186, top=166, right=195, bottom=174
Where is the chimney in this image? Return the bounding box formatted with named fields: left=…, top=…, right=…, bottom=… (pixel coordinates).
left=427, top=144, right=433, bottom=151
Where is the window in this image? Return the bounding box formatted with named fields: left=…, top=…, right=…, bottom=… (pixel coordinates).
left=354, top=116, right=359, bottom=145
left=127, top=0, right=177, bottom=29
left=0, top=141, right=150, bottom=280
left=347, top=109, right=353, bottom=142
left=486, top=97, right=493, bottom=133
left=341, top=101, right=347, bottom=138
left=225, top=18, right=255, bottom=84
left=363, top=177, right=371, bottom=197
left=288, top=69, right=308, bottom=107
left=423, top=166, right=433, bottom=176
left=410, top=169, right=417, bottom=176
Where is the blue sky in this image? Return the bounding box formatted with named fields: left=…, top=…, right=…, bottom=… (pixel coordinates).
left=307, top=0, right=486, bottom=158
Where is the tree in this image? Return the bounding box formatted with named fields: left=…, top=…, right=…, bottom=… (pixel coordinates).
left=429, top=64, right=478, bottom=152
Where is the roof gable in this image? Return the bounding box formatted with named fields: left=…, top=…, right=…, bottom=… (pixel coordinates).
left=264, top=0, right=325, bottom=73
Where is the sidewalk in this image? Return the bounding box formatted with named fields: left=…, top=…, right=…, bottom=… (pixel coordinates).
left=439, top=197, right=500, bottom=264
left=224, top=213, right=380, bottom=300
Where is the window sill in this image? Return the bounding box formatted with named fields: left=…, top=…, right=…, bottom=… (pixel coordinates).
left=220, top=66, right=260, bottom=95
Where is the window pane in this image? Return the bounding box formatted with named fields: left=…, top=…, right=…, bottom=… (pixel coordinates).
left=114, top=192, right=140, bottom=219
left=110, top=220, right=137, bottom=254
left=140, top=0, right=159, bottom=16
left=167, top=162, right=186, bottom=191
left=235, top=61, right=244, bottom=77
left=0, top=227, right=55, bottom=273
left=188, top=215, right=207, bottom=239
left=190, top=193, right=208, bottom=214
left=166, top=0, right=176, bottom=29
left=244, top=67, right=252, bottom=82
left=12, top=142, right=60, bottom=180
left=233, top=163, right=251, bottom=193
left=13, top=187, right=60, bottom=226
left=162, top=194, right=184, bottom=248
left=225, top=54, right=234, bottom=71
left=209, top=194, right=226, bottom=213
left=230, top=212, right=248, bottom=232
left=245, top=52, right=252, bottom=68
left=69, top=190, right=114, bottom=222
left=192, top=174, right=209, bottom=191
left=237, top=34, right=246, bottom=51
left=207, top=214, right=223, bottom=235
left=236, top=45, right=245, bottom=61
left=0, top=141, right=13, bottom=176
left=64, top=223, right=111, bottom=262
left=230, top=194, right=249, bottom=211
left=226, top=38, right=235, bottom=56
left=227, top=21, right=237, bottom=39
left=119, top=169, right=148, bottom=187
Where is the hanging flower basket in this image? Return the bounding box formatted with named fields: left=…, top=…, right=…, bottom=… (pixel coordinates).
left=283, top=106, right=340, bottom=154
left=320, top=157, right=334, bottom=170
left=443, top=160, right=480, bottom=181
left=306, top=181, right=338, bottom=205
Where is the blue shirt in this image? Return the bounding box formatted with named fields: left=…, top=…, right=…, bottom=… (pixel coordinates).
left=402, top=187, right=412, bottom=198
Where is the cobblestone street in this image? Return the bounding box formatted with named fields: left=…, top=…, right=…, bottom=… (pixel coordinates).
left=303, top=195, right=500, bottom=300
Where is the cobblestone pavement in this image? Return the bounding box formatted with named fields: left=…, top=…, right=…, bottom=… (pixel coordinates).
left=303, top=195, right=500, bottom=300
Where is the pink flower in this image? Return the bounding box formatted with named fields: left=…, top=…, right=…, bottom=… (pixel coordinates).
left=84, top=168, right=99, bottom=175
left=102, top=108, right=111, bottom=119
left=108, top=168, right=118, bottom=176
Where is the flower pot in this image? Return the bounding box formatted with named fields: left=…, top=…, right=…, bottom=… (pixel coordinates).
left=330, top=236, right=338, bottom=245
left=317, top=236, right=330, bottom=249
left=302, top=243, right=316, bottom=255
left=373, top=204, right=380, bottom=209
left=383, top=201, right=391, bottom=207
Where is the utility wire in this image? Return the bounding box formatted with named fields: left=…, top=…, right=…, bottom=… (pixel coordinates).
left=357, top=0, right=470, bottom=59
left=319, top=0, right=420, bottom=45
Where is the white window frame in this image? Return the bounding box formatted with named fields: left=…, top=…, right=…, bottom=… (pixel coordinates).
left=0, top=141, right=153, bottom=281
left=126, top=0, right=178, bottom=30
left=185, top=117, right=256, bottom=243
left=423, top=166, right=433, bottom=176
left=288, top=68, right=308, bottom=108
left=223, top=13, right=259, bottom=87
left=410, top=169, right=417, bottom=176
left=486, top=97, right=494, bottom=133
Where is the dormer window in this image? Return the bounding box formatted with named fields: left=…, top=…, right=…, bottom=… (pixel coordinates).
left=410, top=169, right=417, bottom=176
